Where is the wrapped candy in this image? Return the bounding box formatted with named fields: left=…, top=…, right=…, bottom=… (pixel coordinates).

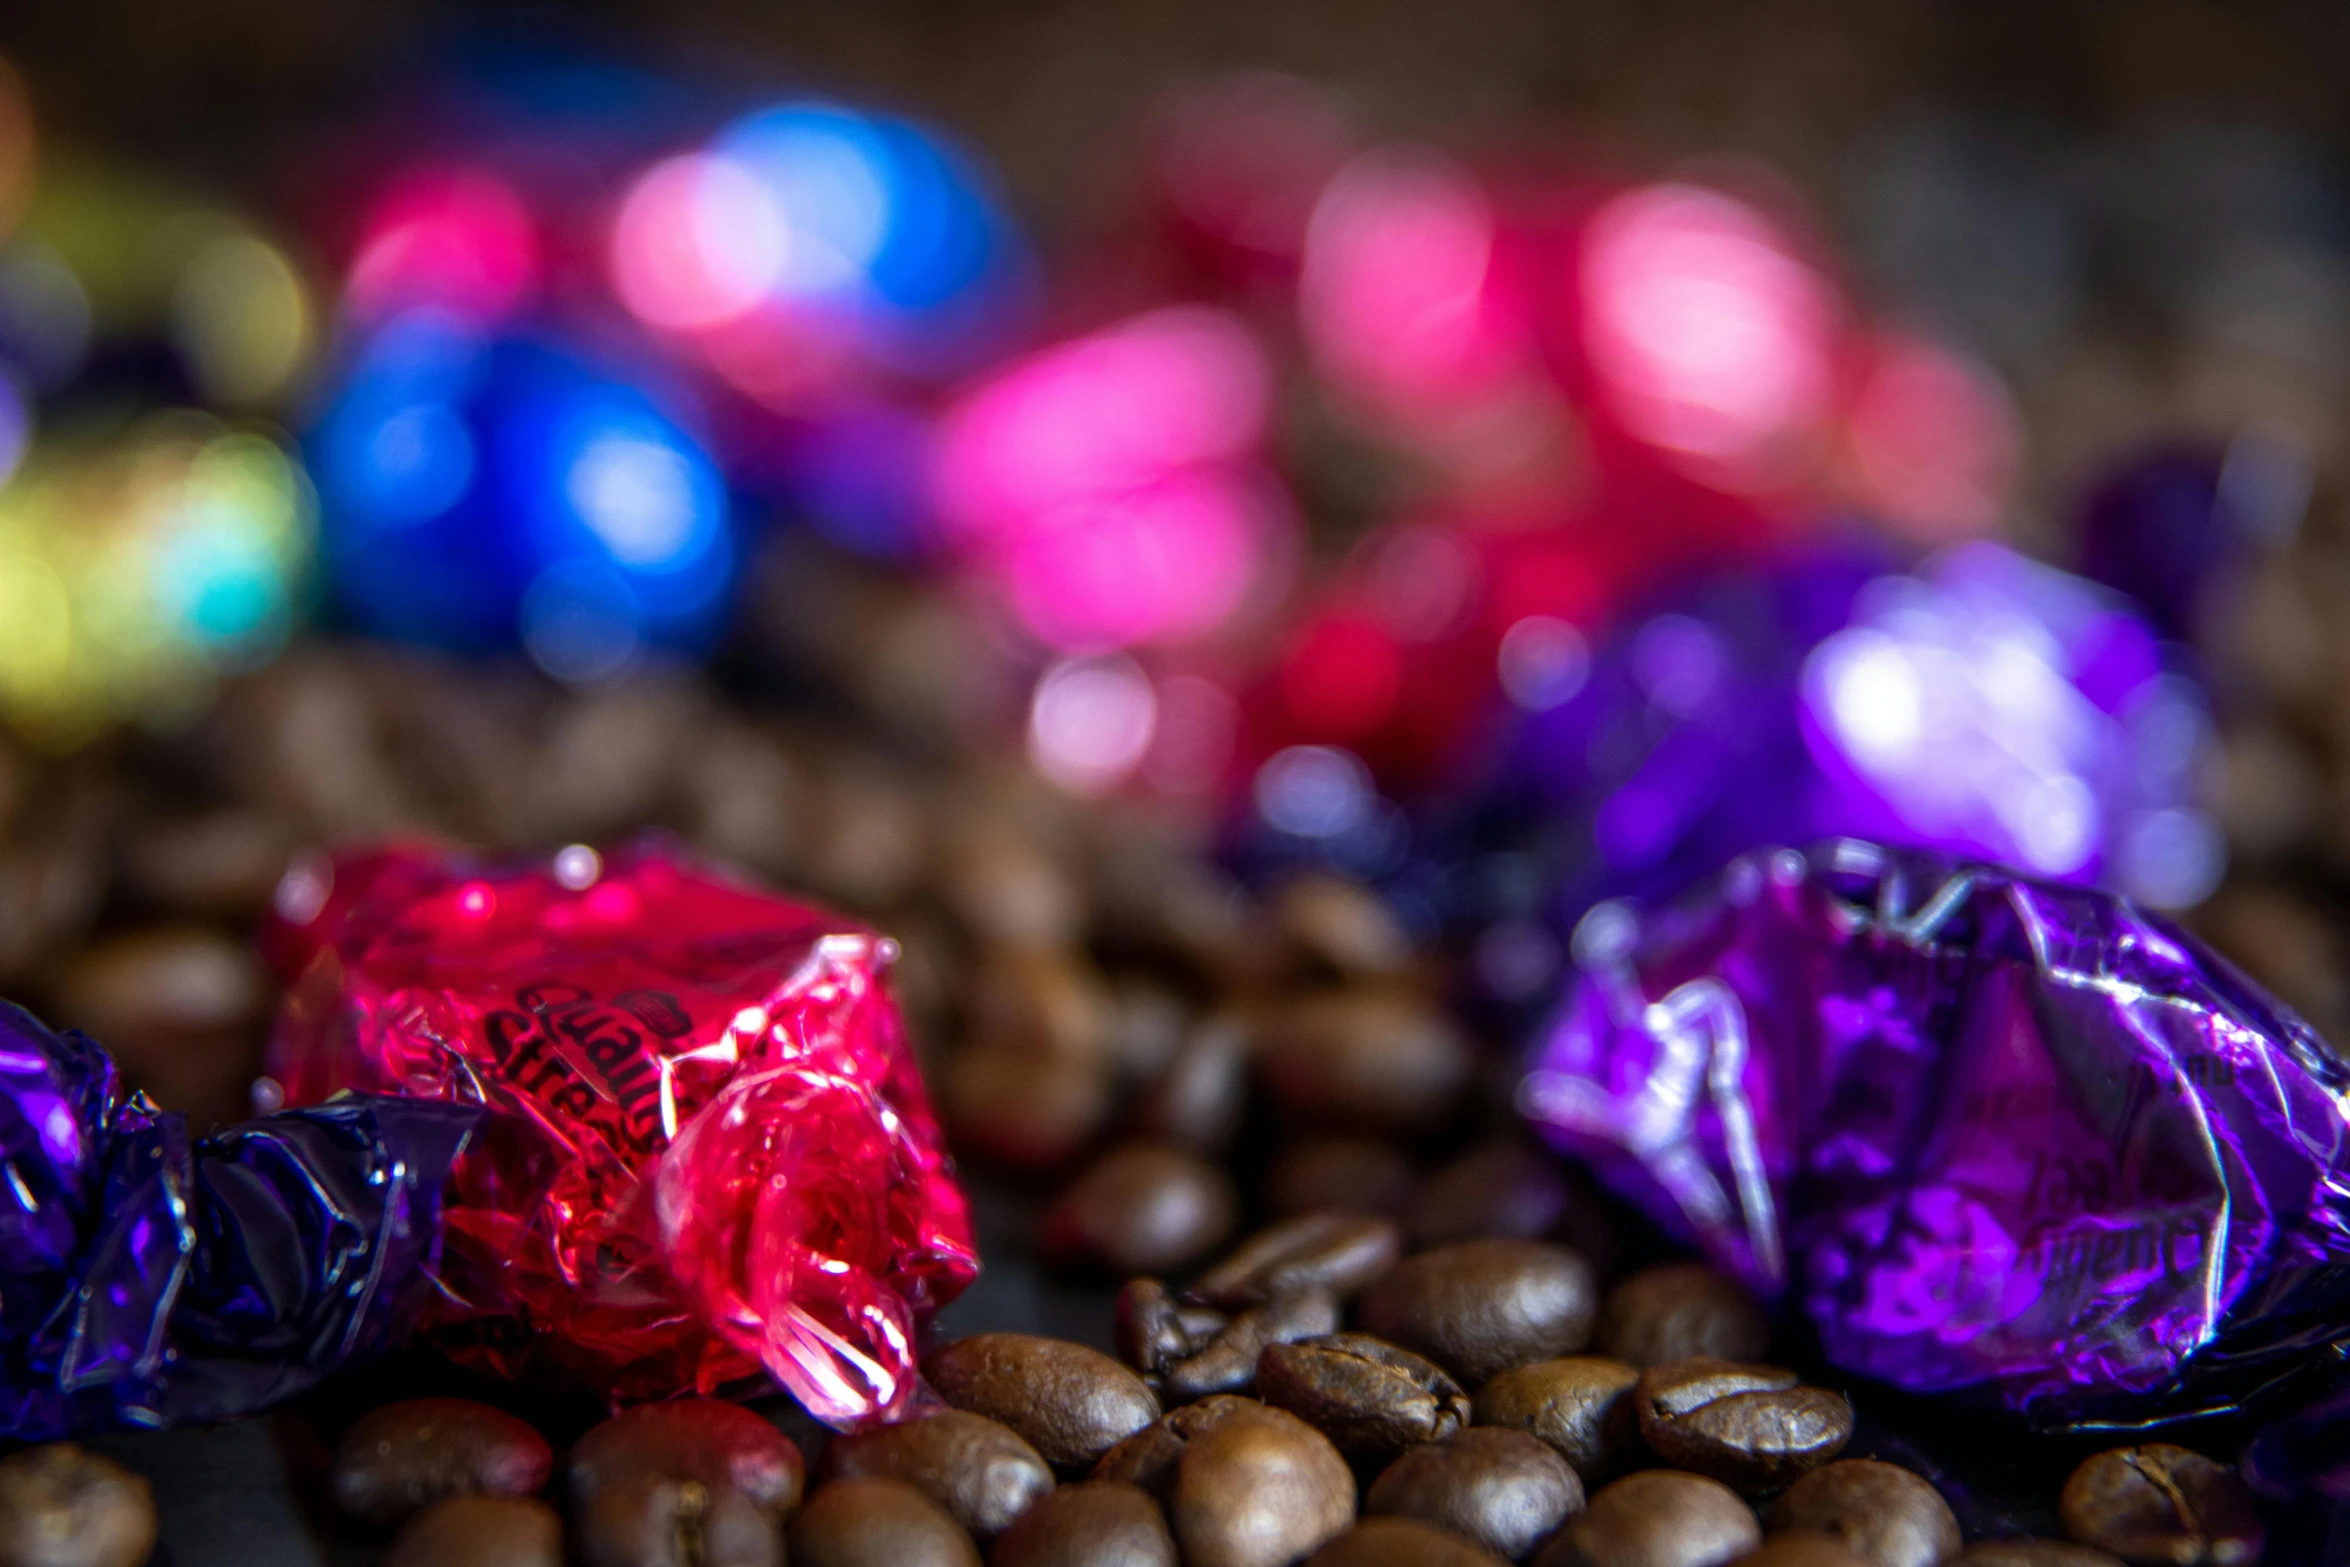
left=1520, top=839, right=2350, bottom=1427
left=264, top=837, right=978, bottom=1424
left=1, top=999, right=473, bottom=1439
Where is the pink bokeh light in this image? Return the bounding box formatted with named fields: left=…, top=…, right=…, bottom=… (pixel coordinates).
left=1841, top=330, right=2020, bottom=544
left=1578, top=183, right=1841, bottom=487
left=610, top=153, right=787, bottom=332
left=346, top=168, right=540, bottom=327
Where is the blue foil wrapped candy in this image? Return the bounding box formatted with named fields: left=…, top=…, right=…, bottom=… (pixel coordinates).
left=1520, top=840, right=2350, bottom=1428
left=0, top=999, right=474, bottom=1439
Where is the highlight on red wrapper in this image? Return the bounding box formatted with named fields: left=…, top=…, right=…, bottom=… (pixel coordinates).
left=262, top=837, right=978, bottom=1424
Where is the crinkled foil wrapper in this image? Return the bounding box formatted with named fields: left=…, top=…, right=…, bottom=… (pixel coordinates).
left=1521, top=839, right=2350, bottom=1427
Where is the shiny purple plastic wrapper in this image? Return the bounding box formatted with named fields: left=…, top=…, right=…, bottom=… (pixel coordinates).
left=0, top=998, right=475, bottom=1439
left=1520, top=839, right=2350, bottom=1426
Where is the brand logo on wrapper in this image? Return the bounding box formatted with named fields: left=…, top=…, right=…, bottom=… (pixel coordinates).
left=263, top=838, right=978, bottom=1424
left=1519, top=838, right=2350, bottom=1426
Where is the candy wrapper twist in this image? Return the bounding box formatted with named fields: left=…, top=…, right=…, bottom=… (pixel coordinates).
left=1, top=1000, right=474, bottom=1440
left=1521, top=839, right=2350, bottom=1427
left=265, top=839, right=979, bottom=1424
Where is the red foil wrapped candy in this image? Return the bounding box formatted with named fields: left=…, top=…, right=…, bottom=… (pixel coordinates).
left=265, top=839, right=978, bottom=1423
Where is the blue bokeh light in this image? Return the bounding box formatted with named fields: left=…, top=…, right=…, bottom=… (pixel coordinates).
left=310, top=313, right=735, bottom=669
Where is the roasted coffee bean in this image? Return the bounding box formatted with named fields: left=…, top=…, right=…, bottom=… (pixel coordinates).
left=1092, top=1396, right=1355, bottom=1567
left=1040, top=1142, right=1238, bottom=1274
left=332, top=1397, right=554, bottom=1527
left=990, top=1480, right=1178, bottom=1567
left=1255, top=1334, right=1471, bottom=1453
left=1276, top=874, right=1415, bottom=979
left=1265, top=1137, right=1420, bottom=1220
left=924, top=1335, right=1160, bottom=1469
left=1164, top=1287, right=1342, bottom=1402
left=1726, top=1538, right=1870, bottom=1567
left=55, top=926, right=268, bottom=1129
left=1365, top=1427, right=1584, bottom=1561
left=821, top=1409, right=1053, bottom=1538
left=1133, top=1019, right=1249, bottom=1150
left=2057, top=1446, right=2263, bottom=1567
left=1473, top=1357, right=1642, bottom=1484
left=967, top=946, right=1116, bottom=1066
left=569, top=1399, right=805, bottom=1519
left=788, top=1476, right=980, bottom=1567
left=1599, top=1267, right=1768, bottom=1369
left=1765, top=1462, right=1959, bottom=1567
left=1116, top=1278, right=1230, bottom=1377
left=1535, top=1470, right=1762, bottom=1567
left=1409, top=1144, right=1577, bottom=1247
left=0, top=1444, right=156, bottom=1567
left=1634, top=1361, right=1852, bottom=1495
left=941, top=1043, right=1113, bottom=1171
left=1357, top=1240, right=1597, bottom=1386
left=1957, top=1544, right=2126, bottom=1567
left=1190, top=1213, right=1404, bottom=1308
left=1258, top=989, right=1473, bottom=1133
left=385, top=1494, right=563, bottom=1567
left=579, top=1475, right=781, bottom=1567
left=121, top=808, right=292, bottom=917
left=1310, top=1517, right=1516, bottom=1567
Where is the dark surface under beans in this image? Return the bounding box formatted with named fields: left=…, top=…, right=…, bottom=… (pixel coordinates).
left=2058, top=1446, right=2265, bottom=1567
left=1766, top=1460, right=1961, bottom=1567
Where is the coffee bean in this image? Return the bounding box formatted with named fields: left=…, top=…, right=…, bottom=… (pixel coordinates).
left=1116, top=1278, right=1230, bottom=1377
left=0, top=1444, right=156, bottom=1567
left=1634, top=1361, right=1852, bottom=1495
left=1599, top=1267, right=1768, bottom=1369
left=1958, top=1545, right=2127, bottom=1567
left=2057, top=1446, right=2263, bottom=1567
left=1165, top=1287, right=1343, bottom=1402
left=1255, top=1334, right=1471, bottom=1453
left=1473, top=1358, right=1642, bottom=1485
left=1092, top=1395, right=1355, bottom=1567
left=1133, top=1019, right=1249, bottom=1150
left=1765, top=1462, right=1958, bottom=1567
left=1535, top=1470, right=1762, bottom=1567
left=332, top=1397, right=554, bottom=1527
left=940, top=1043, right=1112, bottom=1170
left=990, top=1480, right=1178, bottom=1567
left=1276, top=874, right=1415, bottom=979
left=968, top=947, right=1116, bottom=1066
left=579, top=1475, right=782, bottom=1567
left=1259, top=990, right=1473, bottom=1133
left=1190, top=1213, right=1405, bottom=1308
left=55, top=926, right=268, bottom=1129
left=1041, top=1141, right=1239, bottom=1274
left=384, top=1494, right=563, bottom=1567
left=121, top=808, right=292, bottom=917
left=789, top=1476, right=980, bottom=1567
left=1266, top=1138, right=1420, bottom=1220
left=569, top=1400, right=805, bottom=1519
left=1408, top=1145, right=1576, bottom=1247
left=821, top=1409, right=1052, bottom=1538
left=1357, top=1240, right=1598, bottom=1386
left=1310, top=1517, right=1516, bottom=1567
left=923, top=1335, right=1160, bottom=1469
left=1366, top=1427, right=1585, bottom=1561
left=1726, top=1538, right=1870, bottom=1567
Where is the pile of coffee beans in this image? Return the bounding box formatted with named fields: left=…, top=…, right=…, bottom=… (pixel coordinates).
left=0, top=631, right=2278, bottom=1565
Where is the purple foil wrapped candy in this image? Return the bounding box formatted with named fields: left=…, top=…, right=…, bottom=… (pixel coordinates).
left=1520, top=840, right=2350, bottom=1427
left=0, top=998, right=475, bottom=1439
